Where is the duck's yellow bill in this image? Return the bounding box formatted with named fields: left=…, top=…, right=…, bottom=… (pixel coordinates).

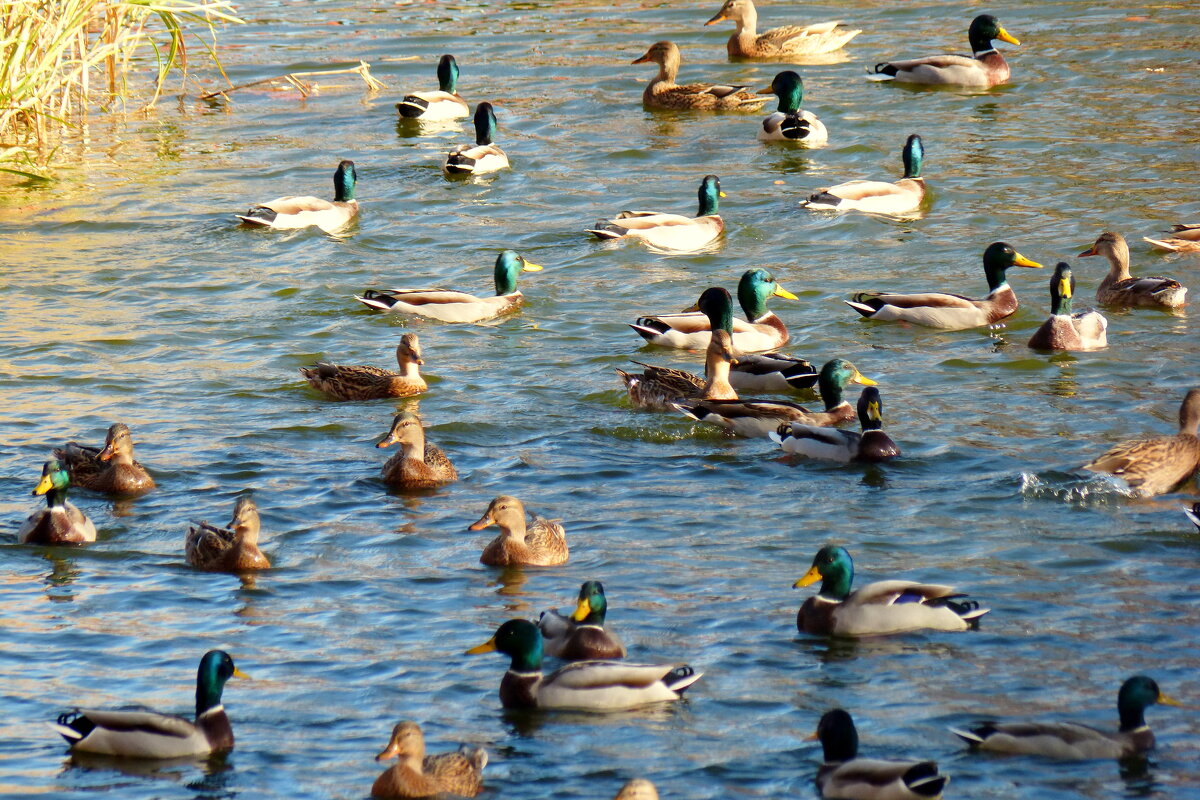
left=1058, top=278, right=1072, bottom=299
left=521, top=260, right=543, bottom=272
left=466, top=636, right=497, bottom=655
left=774, top=285, right=799, bottom=301
left=757, top=85, right=775, bottom=95
left=1078, top=245, right=1099, bottom=258
left=1013, top=253, right=1043, bottom=268
left=718, top=191, right=727, bottom=198
left=853, top=371, right=878, bottom=387
left=571, top=597, right=592, bottom=622
left=997, top=28, right=1020, bottom=46
left=867, top=400, right=882, bottom=423
left=1158, top=692, right=1183, bottom=707
left=232, top=667, right=251, bottom=679
left=704, top=11, right=726, bottom=25
left=794, top=566, right=822, bottom=588
left=33, top=474, right=54, bottom=495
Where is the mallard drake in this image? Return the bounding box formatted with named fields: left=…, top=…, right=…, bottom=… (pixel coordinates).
left=869, top=14, right=1019, bottom=87
left=301, top=334, right=427, bottom=400
left=816, top=709, right=948, bottom=800
left=728, top=352, right=817, bottom=393
left=356, top=251, right=542, bottom=323
left=794, top=545, right=987, bottom=636
left=372, top=721, right=486, bottom=799
left=465, top=619, right=701, bottom=710
left=1081, top=388, right=1200, bottom=497
left=950, top=675, right=1181, bottom=760
left=1028, top=263, right=1107, bottom=351
left=755, top=71, right=827, bottom=144
left=631, top=41, right=768, bottom=111
left=587, top=174, right=726, bottom=253
left=444, top=103, right=508, bottom=175
left=770, top=386, right=901, bottom=463
left=237, top=160, right=358, bottom=233
left=185, top=495, right=270, bottom=572
left=705, top=0, right=859, bottom=58
left=614, top=780, right=659, bottom=800
left=468, top=495, right=568, bottom=566
left=618, top=327, right=738, bottom=412
left=845, top=242, right=1042, bottom=330
left=50, top=650, right=247, bottom=757
left=19, top=459, right=96, bottom=545
left=632, top=272, right=797, bottom=351
left=1145, top=223, right=1200, bottom=253
left=801, top=134, right=925, bottom=217
left=377, top=412, right=458, bottom=489
left=54, top=422, right=155, bottom=496
left=397, top=55, right=470, bottom=121
left=1079, top=231, right=1187, bottom=309
left=539, top=580, right=628, bottom=661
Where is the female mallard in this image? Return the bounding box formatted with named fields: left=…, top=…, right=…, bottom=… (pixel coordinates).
left=1079, top=231, right=1187, bottom=309
left=1145, top=223, right=1200, bottom=253
left=50, top=650, right=247, bottom=758
left=705, top=0, right=859, bottom=58
left=465, top=619, right=701, bottom=711
left=631, top=41, right=768, bottom=111
left=185, top=495, right=270, bottom=572
left=538, top=581, right=628, bottom=661
left=801, top=134, right=925, bottom=216
left=372, top=721, right=486, bottom=799
left=1081, top=388, right=1200, bottom=497
left=615, top=780, right=659, bottom=800
left=301, top=334, right=427, bottom=400
left=54, top=422, right=155, bottom=496
left=397, top=55, right=470, bottom=121
left=794, top=545, right=987, bottom=636
left=588, top=175, right=726, bottom=253
left=19, top=459, right=96, bottom=545
left=632, top=273, right=797, bottom=351
left=377, top=412, right=458, bottom=489
left=444, top=103, right=508, bottom=175
left=771, top=387, right=901, bottom=463
left=355, top=251, right=542, bottom=323
left=729, top=352, right=817, bottom=393
left=845, top=242, right=1042, bottom=330
left=869, top=14, right=1020, bottom=87
left=618, top=328, right=738, bottom=412
left=756, top=71, right=827, bottom=144
left=816, top=709, right=949, bottom=800
left=1027, top=263, right=1107, bottom=351
left=950, top=675, right=1181, bottom=760
left=237, top=160, right=358, bottom=233
left=468, top=496, right=568, bottom=566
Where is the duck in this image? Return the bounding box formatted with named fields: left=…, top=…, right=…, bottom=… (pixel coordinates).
left=794, top=545, right=988, bottom=636
left=868, top=14, right=1020, bottom=87
left=618, top=327, right=739, bottom=412
left=18, top=459, right=97, bottom=545
left=185, top=495, right=270, bottom=572
left=49, top=650, right=247, bottom=757
left=755, top=71, right=827, bottom=144
left=54, top=422, right=155, bottom=496
left=631, top=41, right=768, bottom=111
left=465, top=619, right=701, bottom=710
left=949, top=675, right=1181, bottom=760
left=301, top=333, right=427, bottom=400
left=816, top=709, right=949, bottom=800
left=236, top=159, right=358, bottom=233
left=371, top=721, right=486, bottom=799
left=1081, top=388, right=1200, bottom=497
left=444, top=103, right=508, bottom=175
left=704, top=0, right=860, bottom=58
left=845, top=241, right=1043, bottom=330
left=1079, top=231, right=1187, bottom=309
left=538, top=580, right=628, bottom=661
left=587, top=174, right=726, bottom=253
left=614, top=780, right=659, bottom=800
left=631, top=272, right=797, bottom=351
left=770, top=386, right=901, bottom=463
left=468, top=495, right=568, bottom=566
left=355, top=251, right=543, bottom=323
left=1145, top=223, right=1200, bottom=253
left=396, top=54, right=470, bottom=121
left=728, top=352, right=817, bottom=393
left=801, top=134, right=925, bottom=217
left=377, top=412, right=458, bottom=489
left=1027, top=262, right=1107, bottom=351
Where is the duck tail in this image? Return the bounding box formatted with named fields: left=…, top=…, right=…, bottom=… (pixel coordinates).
left=867, top=63, right=898, bottom=80
left=663, top=665, right=703, bottom=695
left=902, top=762, right=947, bottom=797
left=396, top=96, right=429, bottom=118
left=780, top=116, right=812, bottom=141
left=802, top=191, right=844, bottom=210
left=235, top=207, right=276, bottom=226
left=49, top=710, right=92, bottom=743
left=355, top=289, right=397, bottom=312
left=586, top=223, right=628, bottom=240
left=844, top=300, right=878, bottom=318
left=948, top=724, right=993, bottom=747
left=444, top=154, right=477, bottom=174
left=671, top=401, right=705, bottom=422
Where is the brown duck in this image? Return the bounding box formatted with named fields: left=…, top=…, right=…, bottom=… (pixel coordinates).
left=469, top=496, right=568, bottom=566
left=1082, top=388, right=1200, bottom=497
left=186, top=495, right=270, bottom=572
left=632, top=41, right=768, bottom=111
left=377, top=412, right=458, bottom=489
left=371, top=721, right=485, bottom=799
left=1080, top=231, right=1187, bottom=309
left=54, top=423, right=155, bottom=496
left=301, top=334, right=427, bottom=400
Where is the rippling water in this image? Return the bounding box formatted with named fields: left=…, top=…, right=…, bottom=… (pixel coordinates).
left=2, top=1, right=1199, bottom=798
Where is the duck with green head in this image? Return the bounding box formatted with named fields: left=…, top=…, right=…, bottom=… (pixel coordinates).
left=397, top=54, right=470, bottom=120
left=802, top=134, right=926, bottom=216
left=756, top=71, right=827, bottom=144
left=771, top=386, right=901, bottom=462
left=1028, top=262, right=1108, bottom=351
left=588, top=174, right=726, bottom=253
left=444, top=103, right=508, bottom=175
left=19, top=459, right=96, bottom=544
left=538, top=580, right=628, bottom=661
left=815, top=709, right=949, bottom=799
left=237, top=159, right=358, bottom=233
left=869, top=13, right=1020, bottom=87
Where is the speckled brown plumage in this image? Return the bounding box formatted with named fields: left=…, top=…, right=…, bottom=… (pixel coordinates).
left=371, top=722, right=485, bottom=799
left=469, top=496, right=568, bottom=566
left=1082, top=388, right=1200, bottom=497
left=53, top=423, right=155, bottom=496
left=377, top=412, right=458, bottom=489
left=632, top=41, right=768, bottom=111
left=1080, top=231, right=1187, bottom=309
left=185, top=495, right=270, bottom=572
left=301, top=333, right=427, bottom=401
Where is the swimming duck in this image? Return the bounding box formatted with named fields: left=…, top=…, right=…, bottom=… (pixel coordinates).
left=950, top=675, right=1181, bottom=760
left=705, top=0, right=860, bottom=58
left=632, top=272, right=797, bottom=351
left=356, top=251, right=543, bottom=323
left=185, top=495, right=270, bottom=572
left=444, top=103, right=508, bottom=175
left=468, top=495, right=568, bottom=566
left=816, top=709, right=949, bottom=799
left=1081, top=388, right=1200, bottom=497
left=1027, top=263, right=1107, bottom=351
left=50, top=650, right=247, bottom=758
left=771, top=386, right=901, bottom=463
left=631, top=41, right=768, bottom=111
left=756, top=71, right=827, bottom=144
left=54, top=422, right=155, bottom=496
left=539, top=580, right=628, bottom=661
left=845, top=242, right=1043, bottom=330
left=377, top=412, right=458, bottom=489
left=618, top=328, right=739, bottom=412
left=728, top=352, right=817, bottom=393
left=301, top=333, right=427, bottom=400
left=396, top=55, right=470, bottom=120
left=18, top=459, right=96, bottom=545
left=237, top=160, right=358, bottom=233
left=869, top=14, right=1020, bottom=87
left=371, top=721, right=486, bottom=799
left=1145, top=223, right=1200, bottom=253
left=614, top=780, right=659, bottom=800
left=587, top=175, right=726, bottom=253
left=1079, top=231, right=1187, bottom=309
left=794, top=546, right=988, bottom=636
left=465, top=619, right=701, bottom=710
left=801, top=134, right=925, bottom=217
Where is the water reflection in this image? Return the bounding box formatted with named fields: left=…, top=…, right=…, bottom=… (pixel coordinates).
left=43, top=551, right=80, bottom=601
left=491, top=566, right=532, bottom=607
left=64, top=750, right=231, bottom=781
